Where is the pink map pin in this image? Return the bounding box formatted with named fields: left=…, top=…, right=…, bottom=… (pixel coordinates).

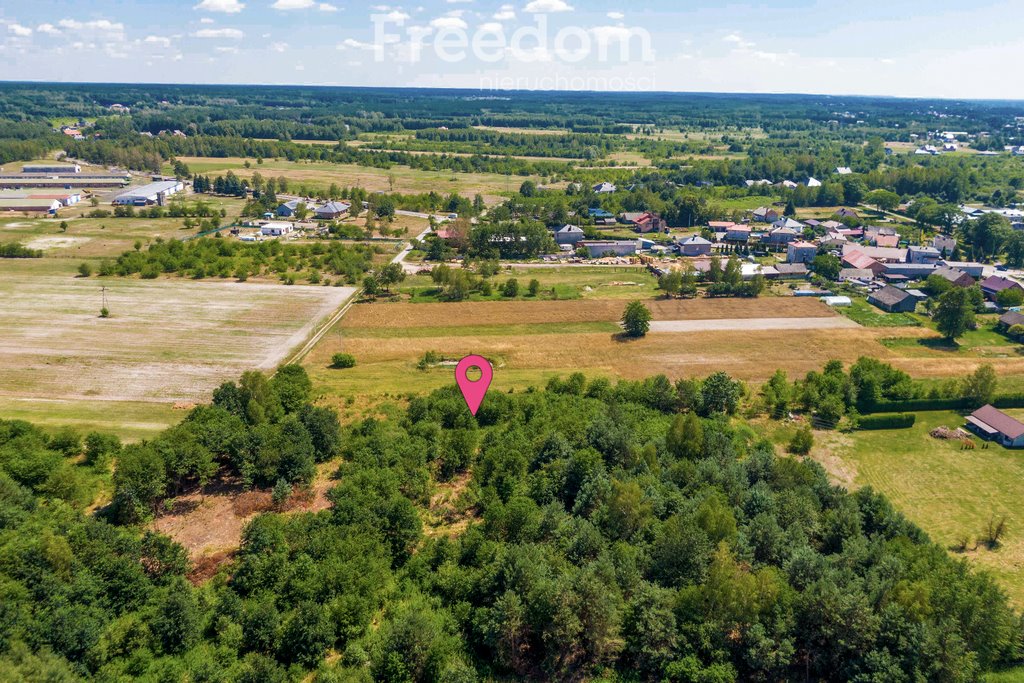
left=455, top=355, right=493, bottom=416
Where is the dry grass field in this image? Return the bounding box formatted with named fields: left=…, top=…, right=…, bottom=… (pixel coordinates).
left=170, top=157, right=531, bottom=203
left=307, top=295, right=1024, bottom=422
left=0, top=262, right=355, bottom=437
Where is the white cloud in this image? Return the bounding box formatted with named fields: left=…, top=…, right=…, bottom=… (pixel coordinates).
left=215, top=45, right=239, bottom=53
left=194, top=0, right=245, bottom=13
left=723, top=32, right=754, bottom=49
left=524, top=0, right=573, bottom=13
left=338, top=38, right=376, bottom=50
left=607, top=11, right=624, bottom=20
left=319, top=3, right=338, bottom=11
left=8, top=23, right=32, bottom=37
left=430, top=13, right=468, bottom=29
left=378, top=10, right=411, bottom=21
left=36, top=23, right=61, bottom=36
left=200, top=17, right=215, bottom=23
left=272, top=0, right=314, bottom=9
left=479, top=22, right=503, bottom=32
left=57, top=19, right=125, bottom=36
left=271, top=41, right=288, bottom=52
left=493, top=4, right=516, bottom=20
left=193, top=27, right=244, bottom=38
left=144, top=35, right=172, bottom=47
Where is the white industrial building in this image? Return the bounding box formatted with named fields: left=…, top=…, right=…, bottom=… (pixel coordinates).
left=113, top=180, right=185, bottom=206
left=22, top=163, right=81, bottom=174
left=260, top=221, right=294, bottom=237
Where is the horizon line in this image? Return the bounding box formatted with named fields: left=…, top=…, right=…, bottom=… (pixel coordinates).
left=1, top=79, right=1023, bottom=105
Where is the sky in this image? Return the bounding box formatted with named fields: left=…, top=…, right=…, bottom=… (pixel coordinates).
left=0, top=0, right=1023, bottom=99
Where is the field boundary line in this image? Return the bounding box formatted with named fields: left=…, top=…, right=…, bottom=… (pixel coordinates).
left=282, top=287, right=362, bottom=368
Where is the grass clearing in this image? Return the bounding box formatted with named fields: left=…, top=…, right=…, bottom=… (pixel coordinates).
left=815, top=411, right=1024, bottom=606
left=840, top=298, right=923, bottom=327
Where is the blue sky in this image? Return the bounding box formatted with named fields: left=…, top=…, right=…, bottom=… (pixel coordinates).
left=0, top=0, right=1022, bottom=98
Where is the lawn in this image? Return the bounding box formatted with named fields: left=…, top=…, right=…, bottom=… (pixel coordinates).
left=815, top=410, right=1024, bottom=606
left=840, top=298, right=923, bottom=327
left=0, top=264, right=356, bottom=438
left=880, top=322, right=1021, bottom=359
left=397, top=266, right=661, bottom=302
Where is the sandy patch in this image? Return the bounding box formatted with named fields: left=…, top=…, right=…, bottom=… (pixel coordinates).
left=24, top=236, right=90, bottom=250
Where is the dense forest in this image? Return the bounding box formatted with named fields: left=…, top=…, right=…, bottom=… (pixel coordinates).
left=0, top=364, right=1021, bottom=681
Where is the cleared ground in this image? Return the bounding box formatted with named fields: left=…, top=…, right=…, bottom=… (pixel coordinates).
left=0, top=262, right=355, bottom=436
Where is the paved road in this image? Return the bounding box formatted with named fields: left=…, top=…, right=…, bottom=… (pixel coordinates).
left=395, top=210, right=454, bottom=222
left=649, top=317, right=861, bottom=333
left=393, top=226, right=433, bottom=271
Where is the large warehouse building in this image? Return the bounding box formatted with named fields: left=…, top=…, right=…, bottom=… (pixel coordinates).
left=22, top=163, right=81, bottom=174
left=113, top=180, right=185, bottom=206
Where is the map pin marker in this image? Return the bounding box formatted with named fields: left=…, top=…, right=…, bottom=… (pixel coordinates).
left=456, top=355, right=493, bottom=416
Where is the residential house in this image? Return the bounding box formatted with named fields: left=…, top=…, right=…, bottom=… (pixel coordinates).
left=932, top=266, right=975, bottom=288
left=554, top=224, right=586, bottom=245
left=806, top=177, right=822, bottom=187
left=708, top=221, right=735, bottom=231
left=766, top=226, right=801, bottom=246
left=623, top=212, right=667, bottom=234
left=787, top=241, right=819, bottom=264
left=842, top=249, right=886, bottom=276
left=836, top=167, right=854, bottom=175
left=592, top=182, right=617, bottom=194
left=907, top=245, right=942, bottom=265
left=966, top=405, right=1024, bottom=448
left=980, top=275, right=1024, bottom=302
left=933, top=235, right=957, bottom=256
left=997, top=311, right=1024, bottom=331
left=751, top=207, right=779, bottom=223
left=868, top=286, right=918, bottom=313
left=314, top=201, right=351, bottom=220
left=725, top=225, right=752, bottom=243
left=834, top=208, right=860, bottom=220
left=677, top=235, right=713, bottom=257
left=276, top=199, right=301, bottom=217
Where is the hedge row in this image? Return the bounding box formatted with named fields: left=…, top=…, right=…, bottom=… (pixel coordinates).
left=858, top=413, right=917, bottom=430
left=870, top=394, right=1024, bottom=414
left=871, top=398, right=972, bottom=413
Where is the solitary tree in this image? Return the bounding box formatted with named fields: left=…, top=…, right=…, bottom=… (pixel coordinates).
left=621, top=300, right=652, bottom=338
left=934, top=287, right=975, bottom=341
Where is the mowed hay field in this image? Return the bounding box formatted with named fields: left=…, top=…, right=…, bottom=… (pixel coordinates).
left=0, top=263, right=355, bottom=437
left=307, top=296, right=1024, bottom=416
left=305, top=298, right=888, bottom=412
left=814, top=411, right=1024, bottom=607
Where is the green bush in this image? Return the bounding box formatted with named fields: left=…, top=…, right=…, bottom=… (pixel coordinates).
left=858, top=413, right=917, bottom=430
left=330, top=353, right=356, bottom=369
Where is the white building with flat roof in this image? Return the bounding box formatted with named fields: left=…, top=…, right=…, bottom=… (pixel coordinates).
left=113, top=180, right=184, bottom=206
